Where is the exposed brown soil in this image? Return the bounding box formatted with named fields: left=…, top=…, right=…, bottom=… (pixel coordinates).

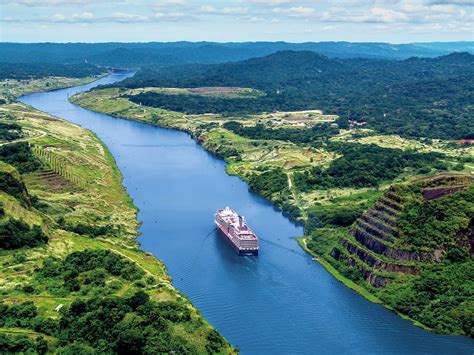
left=23, top=113, right=59, bottom=121
left=412, top=173, right=474, bottom=185
left=36, top=170, right=73, bottom=191
left=284, top=161, right=298, bottom=168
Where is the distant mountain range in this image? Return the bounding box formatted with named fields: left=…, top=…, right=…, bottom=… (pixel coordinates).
left=0, top=41, right=472, bottom=67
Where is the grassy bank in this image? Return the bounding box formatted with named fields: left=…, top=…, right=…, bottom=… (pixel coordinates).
left=0, top=75, right=105, bottom=104
left=296, top=238, right=382, bottom=304
left=0, top=102, right=235, bottom=353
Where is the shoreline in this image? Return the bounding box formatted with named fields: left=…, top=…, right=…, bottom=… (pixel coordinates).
left=1, top=74, right=107, bottom=104
left=295, top=238, right=434, bottom=332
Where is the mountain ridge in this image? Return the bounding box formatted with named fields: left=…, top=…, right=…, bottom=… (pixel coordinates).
left=1, top=41, right=472, bottom=67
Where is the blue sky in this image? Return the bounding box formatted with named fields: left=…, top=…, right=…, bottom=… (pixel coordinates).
left=1, top=0, right=472, bottom=43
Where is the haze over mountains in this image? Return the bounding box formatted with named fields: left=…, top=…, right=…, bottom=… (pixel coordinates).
left=0, top=41, right=473, bottom=67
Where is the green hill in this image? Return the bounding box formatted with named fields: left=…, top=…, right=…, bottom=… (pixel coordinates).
left=307, top=174, right=474, bottom=336
left=115, top=51, right=474, bottom=140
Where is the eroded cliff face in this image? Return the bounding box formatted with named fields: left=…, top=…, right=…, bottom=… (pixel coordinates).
left=330, top=245, right=390, bottom=288
left=340, top=239, right=418, bottom=274
left=353, top=229, right=438, bottom=263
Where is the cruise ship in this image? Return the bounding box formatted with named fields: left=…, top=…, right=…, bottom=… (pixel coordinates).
left=214, top=207, right=259, bottom=255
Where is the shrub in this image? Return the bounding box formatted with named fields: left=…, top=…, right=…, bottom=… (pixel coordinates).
left=64, top=223, right=109, bottom=237
left=248, top=168, right=288, bottom=199
left=0, top=171, right=30, bottom=205
left=35, top=249, right=145, bottom=294
left=0, top=333, right=47, bottom=354
left=0, top=219, right=48, bottom=249
left=0, top=142, right=41, bottom=173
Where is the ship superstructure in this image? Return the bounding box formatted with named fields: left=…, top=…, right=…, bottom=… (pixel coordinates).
left=214, top=207, right=259, bottom=255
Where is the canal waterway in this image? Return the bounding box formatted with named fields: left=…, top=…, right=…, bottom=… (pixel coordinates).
left=20, top=73, right=474, bottom=354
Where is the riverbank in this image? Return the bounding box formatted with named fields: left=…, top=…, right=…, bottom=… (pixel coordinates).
left=296, top=238, right=382, bottom=304
left=295, top=237, right=434, bottom=332
left=0, top=101, right=234, bottom=353
left=0, top=74, right=106, bottom=104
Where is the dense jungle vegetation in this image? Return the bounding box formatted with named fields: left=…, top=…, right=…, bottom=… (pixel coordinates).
left=294, top=143, right=445, bottom=189
left=117, top=51, right=474, bottom=139
left=222, top=121, right=339, bottom=143
left=0, top=249, right=227, bottom=353
left=248, top=168, right=289, bottom=200
left=0, top=142, right=41, bottom=173
left=398, top=185, right=473, bottom=249
left=380, top=185, right=474, bottom=336
left=381, top=258, right=473, bottom=337
left=0, top=169, right=30, bottom=205
left=0, top=219, right=47, bottom=249
left=0, top=122, right=22, bottom=141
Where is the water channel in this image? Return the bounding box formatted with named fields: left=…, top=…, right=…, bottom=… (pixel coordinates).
left=20, top=73, right=473, bottom=354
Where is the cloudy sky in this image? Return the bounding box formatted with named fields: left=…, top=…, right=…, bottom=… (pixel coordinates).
left=1, top=0, right=472, bottom=43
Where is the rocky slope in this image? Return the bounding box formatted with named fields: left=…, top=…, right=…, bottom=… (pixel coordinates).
left=326, top=174, right=473, bottom=335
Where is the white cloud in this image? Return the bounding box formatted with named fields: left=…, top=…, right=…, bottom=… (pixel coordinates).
left=71, top=12, right=95, bottom=20
left=365, top=7, right=409, bottom=22
left=199, top=5, right=248, bottom=15
left=49, top=13, right=66, bottom=22
left=152, top=0, right=189, bottom=9
left=273, top=6, right=316, bottom=17
left=110, top=12, right=148, bottom=22
left=153, top=11, right=189, bottom=21
left=4, top=9, right=195, bottom=24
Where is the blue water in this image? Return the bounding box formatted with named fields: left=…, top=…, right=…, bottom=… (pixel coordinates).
left=20, top=74, right=473, bottom=354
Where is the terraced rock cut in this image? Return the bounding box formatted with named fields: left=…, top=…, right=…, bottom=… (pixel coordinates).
left=330, top=174, right=474, bottom=288
left=420, top=174, right=474, bottom=200
left=339, top=239, right=418, bottom=274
